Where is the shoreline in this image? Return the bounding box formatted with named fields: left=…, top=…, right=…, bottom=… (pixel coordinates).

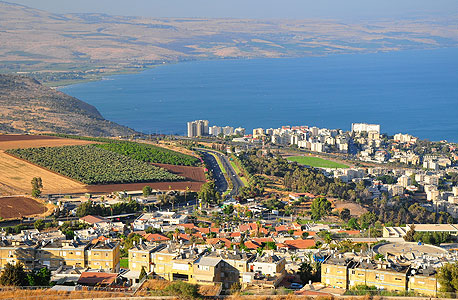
left=40, top=46, right=454, bottom=89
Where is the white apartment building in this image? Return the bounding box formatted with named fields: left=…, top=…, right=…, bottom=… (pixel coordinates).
left=187, top=120, right=209, bottom=137
left=351, top=123, right=380, bottom=134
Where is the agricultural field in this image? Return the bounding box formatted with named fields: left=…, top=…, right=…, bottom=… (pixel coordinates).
left=0, top=196, right=48, bottom=219
left=153, top=163, right=206, bottom=183
left=96, top=141, right=200, bottom=166
left=0, top=134, right=96, bottom=150
left=0, top=135, right=205, bottom=195
left=7, top=145, right=183, bottom=185
left=0, top=151, right=86, bottom=195
left=287, top=155, right=349, bottom=169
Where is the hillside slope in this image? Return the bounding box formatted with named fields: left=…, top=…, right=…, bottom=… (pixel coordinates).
left=0, top=74, right=137, bottom=136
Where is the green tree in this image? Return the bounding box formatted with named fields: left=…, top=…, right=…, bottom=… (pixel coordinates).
left=31, top=177, right=43, bottom=198
left=223, top=204, right=234, bottom=215
left=230, top=282, right=242, bottom=295
left=34, top=219, right=45, bottom=231
left=347, top=218, right=360, bottom=230
left=198, top=181, right=221, bottom=206
left=298, top=261, right=313, bottom=284
left=0, top=263, right=28, bottom=286
left=142, top=185, right=152, bottom=197
left=27, top=267, right=51, bottom=286
left=139, top=266, right=147, bottom=281
left=264, top=241, right=277, bottom=250
left=163, top=281, right=200, bottom=299
left=358, top=212, right=378, bottom=229
left=403, top=225, right=416, bottom=242
left=340, top=208, right=351, bottom=222
left=310, top=197, right=332, bottom=221
left=438, top=262, right=458, bottom=293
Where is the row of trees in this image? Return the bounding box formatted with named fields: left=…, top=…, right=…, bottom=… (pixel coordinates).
left=0, top=263, right=50, bottom=287
left=7, top=145, right=183, bottom=184
left=403, top=225, right=452, bottom=245
left=76, top=199, right=141, bottom=218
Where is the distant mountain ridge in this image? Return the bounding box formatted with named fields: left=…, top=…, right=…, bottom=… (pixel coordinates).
left=0, top=0, right=457, bottom=82
left=0, top=74, right=137, bottom=136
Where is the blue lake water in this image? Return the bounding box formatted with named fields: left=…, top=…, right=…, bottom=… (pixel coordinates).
left=60, top=48, right=458, bottom=142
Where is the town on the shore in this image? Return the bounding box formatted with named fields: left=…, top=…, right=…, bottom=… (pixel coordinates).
left=1, top=120, right=457, bottom=298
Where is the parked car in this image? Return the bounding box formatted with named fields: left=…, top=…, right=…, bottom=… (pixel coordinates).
left=290, top=283, right=303, bottom=289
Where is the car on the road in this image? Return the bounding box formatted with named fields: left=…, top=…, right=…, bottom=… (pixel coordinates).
left=289, top=283, right=303, bottom=289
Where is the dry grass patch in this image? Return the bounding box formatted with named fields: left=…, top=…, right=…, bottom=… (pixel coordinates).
left=0, top=151, right=86, bottom=196
left=0, top=289, right=132, bottom=300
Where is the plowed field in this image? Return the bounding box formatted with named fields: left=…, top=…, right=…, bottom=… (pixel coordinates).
left=0, top=196, right=47, bottom=219
left=0, top=134, right=96, bottom=150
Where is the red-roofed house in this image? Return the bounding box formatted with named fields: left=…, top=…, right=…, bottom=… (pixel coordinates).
left=244, top=240, right=262, bottom=250
left=77, top=272, right=118, bottom=287
left=240, top=223, right=258, bottom=232
left=252, top=237, right=274, bottom=244
left=230, top=232, right=242, bottom=238
left=177, top=233, right=191, bottom=242
left=206, top=238, right=232, bottom=248
left=279, top=239, right=316, bottom=250
left=91, top=236, right=110, bottom=244
left=142, top=233, right=170, bottom=243
left=178, top=223, right=197, bottom=230
left=275, top=225, right=289, bottom=232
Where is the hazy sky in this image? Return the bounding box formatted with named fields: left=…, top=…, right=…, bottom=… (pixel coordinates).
left=5, top=0, right=458, bottom=20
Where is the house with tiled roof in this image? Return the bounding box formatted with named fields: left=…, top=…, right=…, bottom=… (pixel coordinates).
left=244, top=240, right=262, bottom=250
left=205, top=238, right=232, bottom=248
left=278, top=239, right=316, bottom=250
left=142, top=233, right=170, bottom=243
left=77, top=271, right=118, bottom=287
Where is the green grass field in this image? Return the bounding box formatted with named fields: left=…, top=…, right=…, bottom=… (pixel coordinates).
left=120, top=258, right=128, bottom=268
left=287, top=156, right=349, bottom=169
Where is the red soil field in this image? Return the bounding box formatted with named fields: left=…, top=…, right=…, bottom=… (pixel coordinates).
left=0, top=135, right=62, bottom=142
left=0, top=196, right=47, bottom=219
left=85, top=164, right=206, bottom=194
left=153, top=163, right=206, bottom=182
left=0, top=134, right=96, bottom=150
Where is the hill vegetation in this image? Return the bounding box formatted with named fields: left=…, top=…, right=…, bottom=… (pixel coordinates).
left=7, top=145, right=183, bottom=184
left=0, top=74, right=137, bottom=136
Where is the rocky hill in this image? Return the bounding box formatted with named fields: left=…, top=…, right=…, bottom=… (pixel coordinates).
left=0, top=74, right=137, bottom=136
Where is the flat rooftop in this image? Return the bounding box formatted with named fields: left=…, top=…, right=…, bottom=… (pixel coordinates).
left=374, top=242, right=448, bottom=258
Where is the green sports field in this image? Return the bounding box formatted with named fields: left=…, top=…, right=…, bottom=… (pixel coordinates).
left=287, top=156, right=349, bottom=169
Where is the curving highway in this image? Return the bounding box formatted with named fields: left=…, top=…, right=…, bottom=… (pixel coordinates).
left=198, top=149, right=245, bottom=198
